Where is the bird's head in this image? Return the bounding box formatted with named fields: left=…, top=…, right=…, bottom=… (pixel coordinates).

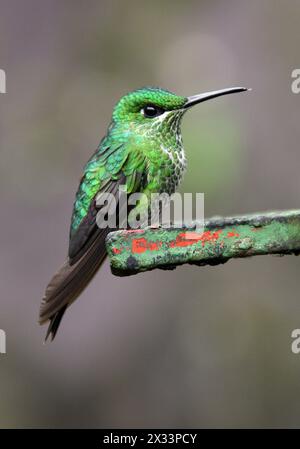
left=111, top=86, right=248, bottom=144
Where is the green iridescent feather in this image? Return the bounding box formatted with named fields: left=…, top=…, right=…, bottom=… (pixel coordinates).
left=70, top=87, right=187, bottom=238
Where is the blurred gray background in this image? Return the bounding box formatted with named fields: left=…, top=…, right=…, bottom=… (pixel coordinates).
left=1, top=0, right=300, bottom=428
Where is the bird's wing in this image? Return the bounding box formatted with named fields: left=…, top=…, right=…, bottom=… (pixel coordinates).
left=39, top=142, right=147, bottom=340
left=68, top=141, right=146, bottom=263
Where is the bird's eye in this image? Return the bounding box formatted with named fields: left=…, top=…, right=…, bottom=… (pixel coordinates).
left=141, top=104, right=165, bottom=118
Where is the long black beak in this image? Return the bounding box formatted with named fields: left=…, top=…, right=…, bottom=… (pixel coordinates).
left=184, top=87, right=249, bottom=109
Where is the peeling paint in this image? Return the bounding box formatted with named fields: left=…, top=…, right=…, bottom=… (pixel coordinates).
left=227, top=231, right=240, bottom=238
left=169, top=230, right=222, bottom=248
left=132, top=237, right=162, bottom=253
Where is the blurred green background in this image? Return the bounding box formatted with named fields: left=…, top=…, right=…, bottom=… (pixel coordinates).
left=1, top=0, right=300, bottom=428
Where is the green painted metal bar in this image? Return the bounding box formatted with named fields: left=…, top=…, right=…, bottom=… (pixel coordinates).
left=105, top=210, right=300, bottom=276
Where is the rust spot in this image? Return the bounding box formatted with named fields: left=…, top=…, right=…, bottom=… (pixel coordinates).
left=132, top=237, right=162, bottom=253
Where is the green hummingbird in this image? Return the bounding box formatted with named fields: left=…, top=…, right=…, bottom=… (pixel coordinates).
left=40, top=85, right=248, bottom=341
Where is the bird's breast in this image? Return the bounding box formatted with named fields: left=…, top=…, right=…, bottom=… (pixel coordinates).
left=148, top=144, right=186, bottom=196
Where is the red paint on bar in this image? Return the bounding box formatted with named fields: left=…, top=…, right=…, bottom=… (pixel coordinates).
left=132, top=238, right=162, bottom=254
left=170, top=230, right=222, bottom=248
left=184, top=232, right=205, bottom=240
left=227, top=231, right=240, bottom=238
left=131, top=230, right=225, bottom=254
left=199, top=230, right=222, bottom=246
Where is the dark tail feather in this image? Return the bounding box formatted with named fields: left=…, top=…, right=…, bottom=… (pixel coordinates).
left=40, top=229, right=108, bottom=341
left=44, top=305, right=68, bottom=342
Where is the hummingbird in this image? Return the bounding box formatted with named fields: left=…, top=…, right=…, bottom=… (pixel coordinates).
left=40, top=85, right=248, bottom=341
